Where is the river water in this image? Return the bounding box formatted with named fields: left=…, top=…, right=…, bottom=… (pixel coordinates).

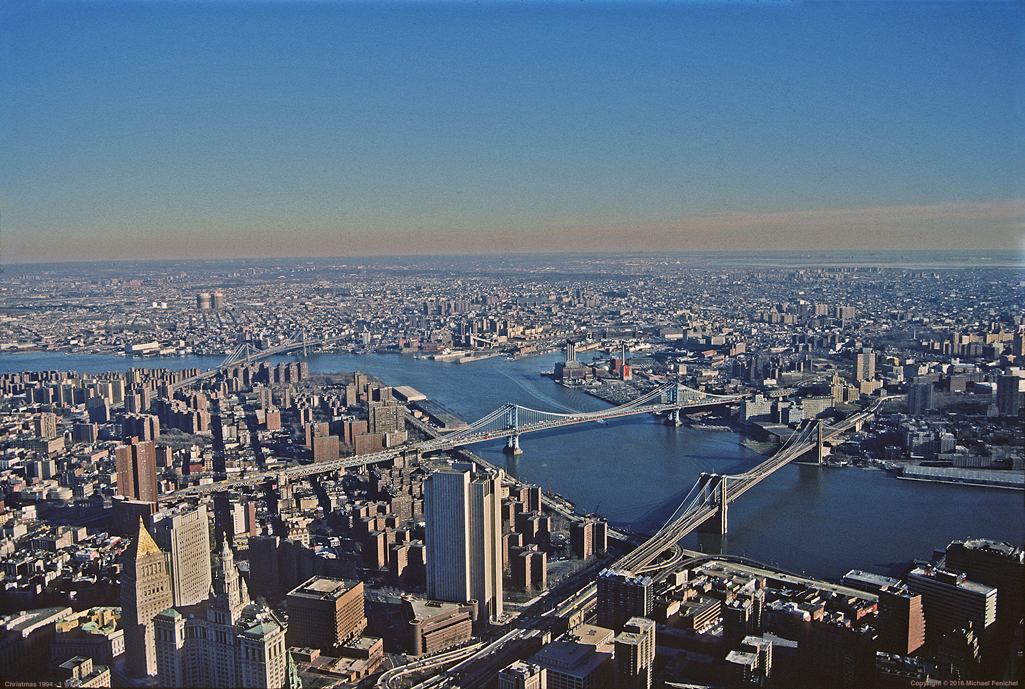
left=2, top=349, right=1022, bottom=580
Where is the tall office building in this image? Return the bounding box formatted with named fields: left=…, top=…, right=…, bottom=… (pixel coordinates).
left=945, top=539, right=1024, bottom=628
left=597, top=569, right=653, bottom=631
left=615, top=617, right=655, bottom=689
left=907, top=566, right=997, bottom=644
left=115, top=438, right=158, bottom=503
left=908, top=382, right=935, bottom=416
left=855, top=347, right=875, bottom=382
left=425, top=463, right=504, bottom=622
left=152, top=504, right=212, bottom=607
left=876, top=587, right=926, bottom=655
left=286, top=577, right=367, bottom=650
left=121, top=518, right=172, bottom=677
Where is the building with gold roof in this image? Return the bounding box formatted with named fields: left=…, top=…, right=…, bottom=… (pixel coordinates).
left=119, top=518, right=171, bottom=677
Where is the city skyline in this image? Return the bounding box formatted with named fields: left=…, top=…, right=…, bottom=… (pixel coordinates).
left=2, top=0, right=1023, bottom=265
left=0, top=252, right=1022, bottom=684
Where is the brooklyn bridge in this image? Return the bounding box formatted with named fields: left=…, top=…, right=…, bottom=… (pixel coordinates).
left=170, top=362, right=879, bottom=565
left=164, top=331, right=883, bottom=576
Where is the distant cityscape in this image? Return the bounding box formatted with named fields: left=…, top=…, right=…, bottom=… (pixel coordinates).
left=0, top=252, right=1021, bottom=688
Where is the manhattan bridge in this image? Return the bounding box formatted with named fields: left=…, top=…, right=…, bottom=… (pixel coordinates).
left=169, top=346, right=880, bottom=573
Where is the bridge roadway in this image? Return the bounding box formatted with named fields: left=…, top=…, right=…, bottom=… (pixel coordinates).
left=415, top=396, right=743, bottom=452
left=169, top=334, right=350, bottom=391
left=428, top=402, right=883, bottom=688
left=167, top=383, right=743, bottom=499
left=613, top=399, right=882, bottom=574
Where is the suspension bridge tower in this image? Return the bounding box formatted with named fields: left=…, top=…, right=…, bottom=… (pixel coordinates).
left=665, top=380, right=683, bottom=426
left=696, top=472, right=728, bottom=534
left=503, top=405, right=523, bottom=455
left=816, top=419, right=825, bottom=464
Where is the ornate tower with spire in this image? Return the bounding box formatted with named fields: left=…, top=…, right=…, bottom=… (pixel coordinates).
left=206, top=539, right=252, bottom=687
left=121, top=517, right=172, bottom=677
left=285, top=650, right=302, bottom=689
left=154, top=537, right=285, bottom=688
left=210, top=538, right=249, bottom=626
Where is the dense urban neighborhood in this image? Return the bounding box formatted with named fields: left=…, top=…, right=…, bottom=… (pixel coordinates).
left=0, top=253, right=1021, bottom=688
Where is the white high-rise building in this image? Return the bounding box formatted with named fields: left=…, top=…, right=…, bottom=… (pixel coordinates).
left=152, top=504, right=212, bottom=607
left=425, top=463, right=504, bottom=623
left=907, top=566, right=997, bottom=644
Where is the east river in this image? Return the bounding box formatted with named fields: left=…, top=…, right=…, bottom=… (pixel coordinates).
left=3, top=350, right=1022, bottom=581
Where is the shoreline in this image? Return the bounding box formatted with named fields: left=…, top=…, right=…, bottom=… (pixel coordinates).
left=565, top=376, right=1025, bottom=493
left=894, top=474, right=1024, bottom=491
left=6, top=349, right=1021, bottom=496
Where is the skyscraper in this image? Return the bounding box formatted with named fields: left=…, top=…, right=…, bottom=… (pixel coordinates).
left=121, top=518, right=172, bottom=677
left=907, top=566, right=997, bottom=644
left=115, top=438, right=158, bottom=503
left=855, top=347, right=875, bottom=382
left=425, top=463, right=503, bottom=623
left=615, top=617, right=655, bottom=689
left=597, top=569, right=653, bottom=632
left=152, top=503, right=212, bottom=607
left=945, top=539, right=1024, bottom=628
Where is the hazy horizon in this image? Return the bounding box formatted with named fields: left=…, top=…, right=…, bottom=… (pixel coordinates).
left=3, top=0, right=1023, bottom=264
left=5, top=248, right=1023, bottom=273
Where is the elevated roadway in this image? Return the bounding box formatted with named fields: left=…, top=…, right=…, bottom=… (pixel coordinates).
left=166, top=381, right=742, bottom=499
left=368, top=400, right=882, bottom=688
left=169, top=333, right=349, bottom=391
left=615, top=399, right=883, bottom=574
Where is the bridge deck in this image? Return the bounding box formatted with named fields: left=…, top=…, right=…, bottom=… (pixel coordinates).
left=166, top=381, right=742, bottom=498
left=614, top=401, right=881, bottom=575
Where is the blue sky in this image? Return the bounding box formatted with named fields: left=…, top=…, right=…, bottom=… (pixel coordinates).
left=2, top=0, right=1022, bottom=263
